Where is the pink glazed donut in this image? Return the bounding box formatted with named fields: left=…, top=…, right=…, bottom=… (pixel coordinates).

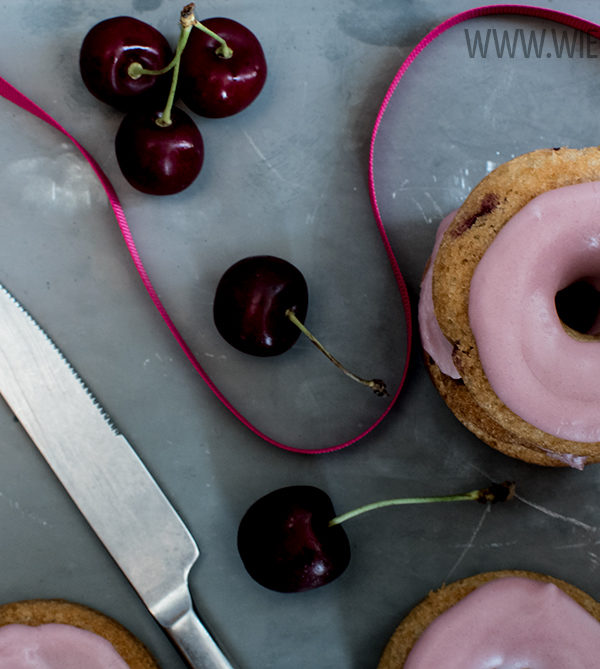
left=421, top=147, right=600, bottom=467
left=0, top=599, right=158, bottom=668
left=377, top=570, right=600, bottom=668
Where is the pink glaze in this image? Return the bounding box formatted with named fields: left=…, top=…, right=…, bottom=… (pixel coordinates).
left=470, top=182, right=600, bottom=443
left=404, top=577, right=600, bottom=668
left=0, top=623, right=128, bottom=668
left=418, top=210, right=460, bottom=378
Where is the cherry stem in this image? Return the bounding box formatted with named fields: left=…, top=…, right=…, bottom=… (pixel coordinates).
left=285, top=309, right=388, bottom=397
left=125, top=3, right=234, bottom=127
left=128, top=5, right=233, bottom=80
left=127, top=3, right=196, bottom=81
left=155, top=22, right=192, bottom=127
left=127, top=59, right=174, bottom=79
left=328, top=481, right=516, bottom=527
left=193, top=20, right=233, bottom=58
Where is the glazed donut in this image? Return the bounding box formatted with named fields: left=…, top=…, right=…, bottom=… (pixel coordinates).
left=377, top=570, right=600, bottom=668
left=420, top=147, right=600, bottom=467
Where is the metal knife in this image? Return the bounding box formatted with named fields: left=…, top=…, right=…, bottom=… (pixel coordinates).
left=0, top=282, right=235, bottom=669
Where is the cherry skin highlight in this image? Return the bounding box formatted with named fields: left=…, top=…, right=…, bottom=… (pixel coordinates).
left=179, top=17, right=267, bottom=118
left=115, top=107, right=204, bottom=195
left=237, top=486, right=351, bottom=593
left=79, top=16, right=172, bottom=111
left=213, top=256, right=308, bottom=356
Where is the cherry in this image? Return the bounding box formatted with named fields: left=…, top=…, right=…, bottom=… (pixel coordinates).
left=214, top=255, right=308, bottom=356
left=115, top=106, right=204, bottom=195
left=237, top=482, right=515, bottom=593
left=237, top=486, right=351, bottom=593
left=79, top=16, right=172, bottom=111
left=214, top=255, right=388, bottom=394
left=179, top=17, right=267, bottom=118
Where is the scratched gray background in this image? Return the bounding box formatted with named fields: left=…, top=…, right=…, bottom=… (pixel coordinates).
left=1, top=1, right=600, bottom=667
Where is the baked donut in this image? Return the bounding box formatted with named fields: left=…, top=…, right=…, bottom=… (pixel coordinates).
left=377, top=570, right=600, bottom=668
left=419, top=147, right=600, bottom=467
left=0, top=599, right=158, bottom=668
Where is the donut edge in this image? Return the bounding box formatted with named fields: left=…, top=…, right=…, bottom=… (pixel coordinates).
left=422, top=350, right=575, bottom=466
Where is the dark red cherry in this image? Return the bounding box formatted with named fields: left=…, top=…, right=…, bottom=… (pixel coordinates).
left=237, top=486, right=351, bottom=593
left=179, top=17, right=267, bottom=118
left=79, top=16, right=172, bottom=111
left=213, top=256, right=308, bottom=356
left=115, top=107, right=204, bottom=195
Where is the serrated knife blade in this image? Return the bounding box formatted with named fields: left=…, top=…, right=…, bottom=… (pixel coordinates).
left=0, top=282, right=234, bottom=669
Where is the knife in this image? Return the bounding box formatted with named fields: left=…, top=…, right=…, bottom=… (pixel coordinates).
left=0, top=282, right=235, bottom=669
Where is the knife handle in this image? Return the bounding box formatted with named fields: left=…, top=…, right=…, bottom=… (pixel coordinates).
left=166, top=606, right=235, bottom=669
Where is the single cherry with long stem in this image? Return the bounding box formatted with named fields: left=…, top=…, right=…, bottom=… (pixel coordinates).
left=237, top=482, right=515, bottom=593
left=213, top=255, right=388, bottom=396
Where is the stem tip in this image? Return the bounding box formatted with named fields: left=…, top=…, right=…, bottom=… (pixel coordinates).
left=476, top=481, right=516, bottom=504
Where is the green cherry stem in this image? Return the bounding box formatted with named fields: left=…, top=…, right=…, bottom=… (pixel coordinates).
left=155, top=23, right=191, bottom=127
left=127, top=58, right=176, bottom=80
left=127, top=4, right=233, bottom=83
left=285, top=309, right=388, bottom=397
left=193, top=20, right=233, bottom=58
left=127, top=4, right=196, bottom=81
left=125, top=3, right=235, bottom=127
left=328, top=481, right=516, bottom=527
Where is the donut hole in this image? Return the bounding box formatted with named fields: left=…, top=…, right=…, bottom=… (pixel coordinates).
left=555, top=280, right=600, bottom=336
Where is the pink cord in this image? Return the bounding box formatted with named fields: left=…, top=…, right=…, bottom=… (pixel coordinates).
left=2, top=5, right=598, bottom=453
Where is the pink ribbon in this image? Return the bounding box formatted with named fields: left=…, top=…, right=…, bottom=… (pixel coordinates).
left=2, top=5, right=598, bottom=453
